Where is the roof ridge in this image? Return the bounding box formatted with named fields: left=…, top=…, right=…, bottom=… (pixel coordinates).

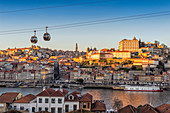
left=45, top=90, right=50, bottom=96
left=129, top=105, right=136, bottom=113
left=25, top=94, right=35, bottom=101
left=51, top=89, right=64, bottom=97
left=57, top=89, right=65, bottom=96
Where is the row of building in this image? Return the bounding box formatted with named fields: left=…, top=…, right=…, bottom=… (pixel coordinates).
left=0, top=88, right=169, bottom=113
left=65, top=67, right=170, bottom=83
left=0, top=88, right=106, bottom=113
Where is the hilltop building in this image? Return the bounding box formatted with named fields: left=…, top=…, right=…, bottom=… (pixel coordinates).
left=119, top=37, right=139, bottom=52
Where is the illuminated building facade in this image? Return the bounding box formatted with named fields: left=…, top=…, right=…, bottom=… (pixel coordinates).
left=119, top=37, right=139, bottom=52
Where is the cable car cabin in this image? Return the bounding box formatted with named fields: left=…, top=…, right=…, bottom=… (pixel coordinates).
left=43, top=26, right=51, bottom=41
left=30, top=30, right=38, bottom=44
left=30, top=36, right=38, bottom=44
left=43, top=32, right=51, bottom=41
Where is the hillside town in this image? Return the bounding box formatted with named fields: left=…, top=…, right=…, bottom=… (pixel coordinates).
left=1, top=0, right=170, bottom=112
left=0, top=37, right=170, bottom=87
left=0, top=37, right=170, bottom=112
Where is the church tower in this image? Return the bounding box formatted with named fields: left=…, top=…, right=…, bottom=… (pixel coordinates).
left=75, top=43, right=78, bottom=51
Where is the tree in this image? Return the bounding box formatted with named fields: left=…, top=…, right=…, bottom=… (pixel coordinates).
left=94, top=63, right=98, bottom=67
left=99, top=59, right=107, bottom=63
left=109, top=60, right=114, bottom=63
left=92, top=60, right=96, bottom=62
left=127, top=60, right=132, bottom=64
left=76, top=79, right=84, bottom=84
left=115, top=61, right=120, bottom=64
left=113, top=98, right=123, bottom=111
left=81, top=61, right=89, bottom=66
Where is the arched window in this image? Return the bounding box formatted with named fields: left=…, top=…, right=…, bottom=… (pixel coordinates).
left=32, top=107, right=35, bottom=112
left=70, top=96, right=73, bottom=100
left=69, top=95, right=74, bottom=100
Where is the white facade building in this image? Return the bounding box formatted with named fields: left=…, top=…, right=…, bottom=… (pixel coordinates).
left=12, top=94, right=36, bottom=112
left=12, top=88, right=80, bottom=113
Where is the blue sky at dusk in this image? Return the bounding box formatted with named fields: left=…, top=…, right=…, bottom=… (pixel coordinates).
left=0, top=0, right=170, bottom=51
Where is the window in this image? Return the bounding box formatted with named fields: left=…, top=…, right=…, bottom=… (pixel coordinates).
left=20, top=106, right=24, bottom=110
left=51, top=108, right=55, bottom=113
left=45, top=98, right=49, bottom=103
left=69, top=95, right=73, bottom=100
left=51, top=98, right=55, bottom=103
left=83, top=103, right=86, bottom=108
left=58, top=98, right=62, bottom=104
left=39, top=98, right=42, bottom=103
left=45, top=107, right=48, bottom=111
left=65, top=105, right=69, bottom=112
left=58, top=108, right=62, bottom=113
left=39, top=107, right=42, bottom=111
left=32, top=107, right=35, bottom=112
left=88, top=103, right=90, bottom=108
left=73, top=105, right=77, bottom=111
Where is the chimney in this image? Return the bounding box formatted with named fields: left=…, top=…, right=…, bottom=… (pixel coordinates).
left=59, top=85, right=63, bottom=92
left=43, top=86, right=46, bottom=91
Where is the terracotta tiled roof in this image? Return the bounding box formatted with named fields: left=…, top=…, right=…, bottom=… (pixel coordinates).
left=14, top=94, right=36, bottom=103
left=72, top=91, right=81, bottom=95
left=36, top=88, right=55, bottom=96
left=51, top=90, right=64, bottom=97
left=65, top=91, right=80, bottom=102
left=137, top=104, right=158, bottom=113
left=156, top=104, right=170, bottom=113
left=37, top=88, right=69, bottom=97
left=62, top=88, right=69, bottom=95
left=118, top=105, right=137, bottom=113
left=91, top=101, right=106, bottom=111
left=0, top=92, right=20, bottom=103
left=80, top=93, right=92, bottom=102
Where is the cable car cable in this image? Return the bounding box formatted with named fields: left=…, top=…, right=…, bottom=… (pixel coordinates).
left=0, top=10, right=170, bottom=33
left=0, top=11, right=170, bottom=35
left=0, top=0, right=116, bottom=14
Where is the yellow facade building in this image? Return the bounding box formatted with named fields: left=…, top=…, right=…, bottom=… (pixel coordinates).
left=119, top=37, right=139, bottom=52
left=112, top=51, right=131, bottom=59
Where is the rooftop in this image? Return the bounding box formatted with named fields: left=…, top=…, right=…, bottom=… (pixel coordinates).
left=91, top=101, right=106, bottom=111
left=14, top=94, right=36, bottom=103
left=36, top=88, right=69, bottom=97
left=0, top=92, right=20, bottom=103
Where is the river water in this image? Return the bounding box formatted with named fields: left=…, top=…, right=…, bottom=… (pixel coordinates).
left=0, top=88, right=169, bottom=109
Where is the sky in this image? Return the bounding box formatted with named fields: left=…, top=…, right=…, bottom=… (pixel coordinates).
left=0, top=0, right=170, bottom=51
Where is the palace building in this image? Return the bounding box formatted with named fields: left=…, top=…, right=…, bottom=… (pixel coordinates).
left=119, top=37, right=139, bottom=52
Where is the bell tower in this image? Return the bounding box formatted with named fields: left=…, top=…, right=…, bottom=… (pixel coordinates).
left=75, top=43, right=78, bottom=51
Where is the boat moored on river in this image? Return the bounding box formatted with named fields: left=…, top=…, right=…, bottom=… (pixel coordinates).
left=124, top=85, right=163, bottom=92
